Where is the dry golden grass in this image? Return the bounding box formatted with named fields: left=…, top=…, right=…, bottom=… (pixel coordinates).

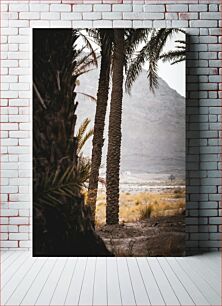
left=94, top=188, right=185, bottom=226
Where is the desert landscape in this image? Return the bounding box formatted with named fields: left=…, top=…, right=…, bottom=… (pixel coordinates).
left=34, top=29, right=186, bottom=256
left=77, top=52, right=186, bottom=256
left=91, top=177, right=186, bottom=256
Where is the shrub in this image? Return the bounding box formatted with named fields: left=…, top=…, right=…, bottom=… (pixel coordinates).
left=174, top=188, right=184, bottom=198
left=139, top=205, right=153, bottom=220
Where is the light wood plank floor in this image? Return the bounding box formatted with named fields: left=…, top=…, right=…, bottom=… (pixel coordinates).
left=1, top=251, right=221, bottom=306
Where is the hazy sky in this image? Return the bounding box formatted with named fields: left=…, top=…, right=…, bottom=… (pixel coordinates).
left=77, top=30, right=185, bottom=97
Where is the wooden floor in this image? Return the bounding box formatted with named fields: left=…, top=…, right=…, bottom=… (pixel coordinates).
left=1, top=251, right=220, bottom=306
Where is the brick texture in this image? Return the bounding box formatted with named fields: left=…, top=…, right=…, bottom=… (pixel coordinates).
left=0, top=0, right=221, bottom=253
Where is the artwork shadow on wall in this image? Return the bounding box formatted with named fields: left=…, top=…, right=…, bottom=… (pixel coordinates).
left=33, top=28, right=186, bottom=257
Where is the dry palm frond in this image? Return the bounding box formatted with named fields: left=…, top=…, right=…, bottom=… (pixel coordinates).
left=76, top=91, right=97, bottom=103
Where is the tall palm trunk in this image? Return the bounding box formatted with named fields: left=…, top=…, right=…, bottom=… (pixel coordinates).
left=106, top=29, right=125, bottom=225
left=87, top=41, right=112, bottom=223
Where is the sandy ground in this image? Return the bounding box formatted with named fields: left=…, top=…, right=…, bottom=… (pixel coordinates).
left=97, top=215, right=185, bottom=257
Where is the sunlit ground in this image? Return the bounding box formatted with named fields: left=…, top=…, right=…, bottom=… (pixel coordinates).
left=94, top=187, right=185, bottom=226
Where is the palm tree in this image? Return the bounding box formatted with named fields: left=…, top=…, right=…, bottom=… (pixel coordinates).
left=33, top=29, right=111, bottom=256
left=106, top=29, right=125, bottom=225
left=105, top=29, right=156, bottom=225
left=87, top=30, right=113, bottom=223
left=87, top=29, right=151, bottom=224
left=106, top=29, right=186, bottom=225
left=125, top=28, right=186, bottom=93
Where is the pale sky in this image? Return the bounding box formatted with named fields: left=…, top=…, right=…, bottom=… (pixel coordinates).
left=77, top=30, right=185, bottom=97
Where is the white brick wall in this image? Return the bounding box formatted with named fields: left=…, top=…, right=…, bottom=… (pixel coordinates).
left=0, top=0, right=221, bottom=253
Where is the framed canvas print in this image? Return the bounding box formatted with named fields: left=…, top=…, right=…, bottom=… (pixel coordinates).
left=33, top=28, right=186, bottom=257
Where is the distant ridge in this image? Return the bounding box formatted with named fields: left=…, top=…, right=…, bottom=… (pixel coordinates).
left=76, top=67, right=185, bottom=177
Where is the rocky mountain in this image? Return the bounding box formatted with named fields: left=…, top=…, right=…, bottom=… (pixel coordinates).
left=75, top=67, right=185, bottom=178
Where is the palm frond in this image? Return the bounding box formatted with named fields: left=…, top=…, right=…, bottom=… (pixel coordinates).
left=33, top=82, right=47, bottom=109
left=147, top=58, right=159, bottom=92
left=34, top=163, right=81, bottom=209
left=77, top=130, right=93, bottom=155
left=76, top=91, right=97, bottom=103
left=124, top=29, right=151, bottom=73
left=76, top=118, right=94, bottom=155
left=126, top=28, right=185, bottom=93
left=174, top=45, right=186, bottom=50
left=75, top=45, right=86, bottom=58
left=76, top=118, right=91, bottom=142
left=75, top=155, right=91, bottom=186
left=125, top=29, right=151, bottom=57
left=170, top=57, right=186, bottom=65
left=78, top=31, right=99, bottom=68
left=160, top=50, right=186, bottom=65
left=175, top=40, right=186, bottom=45
left=125, top=43, right=149, bottom=94
left=87, top=29, right=101, bottom=46
left=149, top=29, right=175, bottom=87
left=74, top=68, right=96, bottom=78
left=74, top=51, right=100, bottom=77
left=174, top=40, right=186, bottom=50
